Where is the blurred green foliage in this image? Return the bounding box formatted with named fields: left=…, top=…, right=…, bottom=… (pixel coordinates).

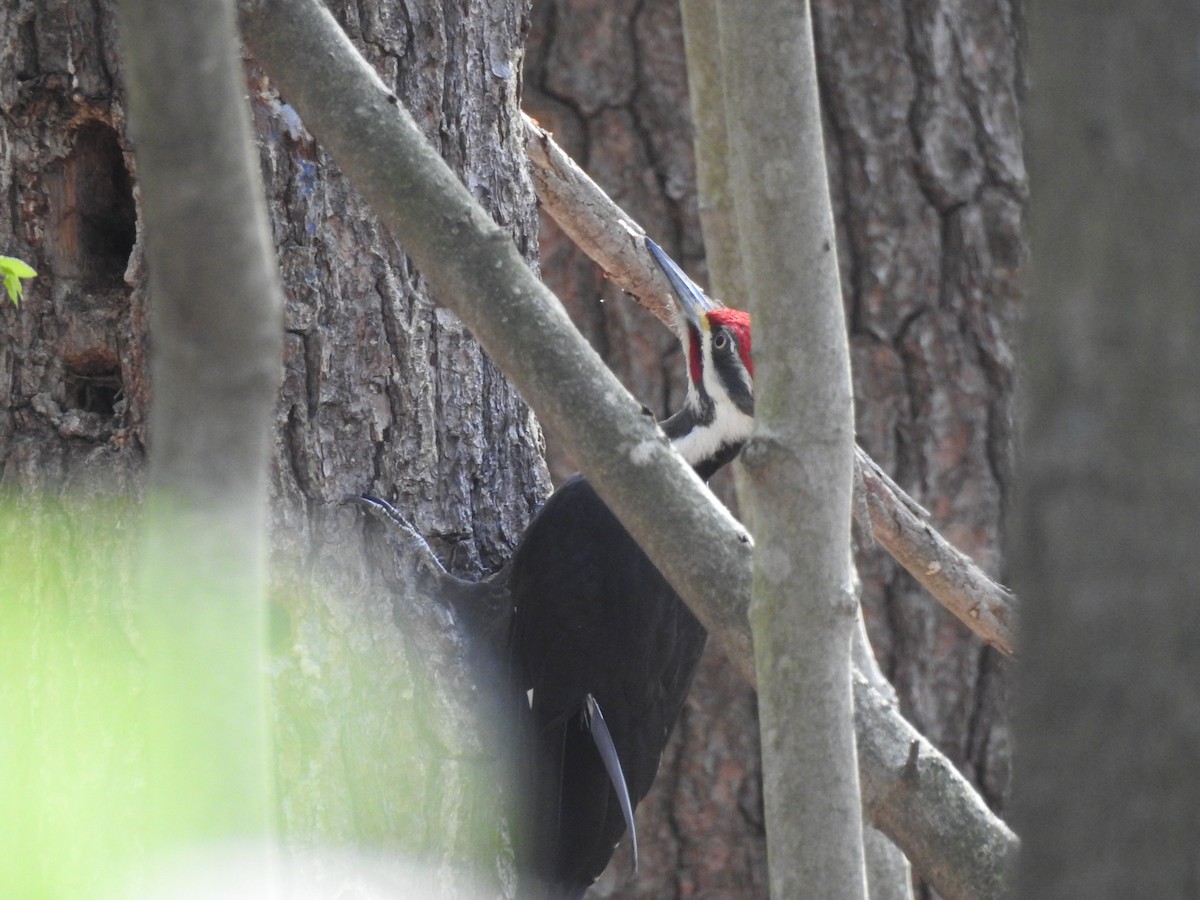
left=0, top=498, right=147, bottom=897
left=0, top=498, right=274, bottom=896
left=0, top=497, right=512, bottom=897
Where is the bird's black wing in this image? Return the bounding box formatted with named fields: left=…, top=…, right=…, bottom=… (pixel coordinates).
left=509, top=475, right=707, bottom=897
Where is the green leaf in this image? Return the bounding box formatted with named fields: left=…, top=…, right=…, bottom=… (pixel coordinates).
left=0, top=256, right=37, bottom=279
left=0, top=255, right=37, bottom=307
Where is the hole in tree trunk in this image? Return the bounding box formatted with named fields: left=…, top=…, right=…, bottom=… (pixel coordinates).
left=48, top=122, right=138, bottom=289
left=63, top=349, right=123, bottom=417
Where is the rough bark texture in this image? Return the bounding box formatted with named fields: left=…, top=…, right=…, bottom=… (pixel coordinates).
left=0, top=2, right=142, bottom=494
left=1, top=0, right=547, bottom=893
left=524, top=1, right=1024, bottom=895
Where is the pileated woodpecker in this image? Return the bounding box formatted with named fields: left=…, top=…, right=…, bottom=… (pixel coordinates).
left=511, top=238, right=754, bottom=898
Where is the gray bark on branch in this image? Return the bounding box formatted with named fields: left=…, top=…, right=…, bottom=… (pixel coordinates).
left=523, top=115, right=679, bottom=329
left=717, top=0, right=867, bottom=892
left=236, top=1, right=1017, bottom=896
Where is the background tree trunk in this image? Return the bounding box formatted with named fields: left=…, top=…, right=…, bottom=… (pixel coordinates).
left=1012, top=1, right=1200, bottom=895
left=524, top=1, right=1024, bottom=895
left=1, top=0, right=547, bottom=893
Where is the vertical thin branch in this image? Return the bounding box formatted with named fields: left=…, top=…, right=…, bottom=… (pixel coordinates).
left=678, top=0, right=746, bottom=305
left=717, top=0, right=866, bottom=896
left=852, top=610, right=916, bottom=900
left=118, top=0, right=282, bottom=849
left=683, top=2, right=913, bottom=895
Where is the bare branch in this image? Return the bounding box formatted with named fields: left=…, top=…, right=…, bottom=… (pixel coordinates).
left=718, top=0, right=867, bottom=891
left=524, top=116, right=1018, bottom=658
left=678, top=0, right=747, bottom=306
left=120, top=0, right=281, bottom=848
left=523, top=116, right=678, bottom=328
left=855, top=448, right=1017, bottom=655
left=853, top=607, right=915, bottom=898
left=854, top=671, right=1017, bottom=900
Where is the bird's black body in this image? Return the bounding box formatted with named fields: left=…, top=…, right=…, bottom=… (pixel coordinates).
left=509, top=474, right=708, bottom=896
left=509, top=239, right=755, bottom=898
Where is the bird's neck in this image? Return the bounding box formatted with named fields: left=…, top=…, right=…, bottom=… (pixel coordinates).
left=661, top=396, right=749, bottom=482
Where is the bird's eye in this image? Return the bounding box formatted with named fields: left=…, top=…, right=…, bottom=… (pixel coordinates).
left=713, top=331, right=730, bottom=351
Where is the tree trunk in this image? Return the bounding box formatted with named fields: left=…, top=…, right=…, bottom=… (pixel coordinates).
left=1012, top=2, right=1200, bottom=896
left=524, top=0, right=1024, bottom=895
left=1, top=0, right=547, bottom=893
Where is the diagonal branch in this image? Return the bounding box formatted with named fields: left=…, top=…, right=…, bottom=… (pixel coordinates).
left=523, top=114, right=1017, bottom=658
left=523, top=119, right=678, bottom=329
left=854, top=447, right=1016, bottom=654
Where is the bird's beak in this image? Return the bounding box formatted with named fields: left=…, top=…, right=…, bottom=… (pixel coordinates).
left=645, top=237, right=722, bottom=328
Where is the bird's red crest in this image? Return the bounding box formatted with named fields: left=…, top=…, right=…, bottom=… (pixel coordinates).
left=707, top=309, right=754, bottom=377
